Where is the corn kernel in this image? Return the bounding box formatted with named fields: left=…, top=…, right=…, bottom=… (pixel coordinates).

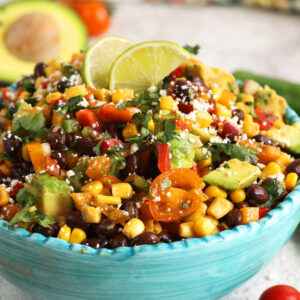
left=95, top=88, right=111, bottom=102
left=195, top=111, right=212, bottom=128
left=81, top=205, right=101, bottom=223
left=230, top=189, right=246, bottom=203
left=215, top=103, right=232, bottom=118
left=236, top=102, right=250, bottom=114
left=186, top=202, right=207, bottom=222
left=123, top=218, right=145, bottom=239
left=28, top=206, right=37, bottom=213
left=112, top=183, right=133, bottom=199
left=94, top=194, right=122, bottom=205
left=193, top=216, right=219, bottom=237
left=58, top=225, right=71, bottom=242
left=71, top=193, right=93, bottom=210
left=18, top=91, right=30, bottom=100
left=179, top=222, right=195, bottom=238
left=207, top=198, right=234, bottom=219
left=206, top=215, right=219, bottom=226
left=160, top=96, right=177, bottom=111
left=275, top=153, right=293, bottom=174
left=35, top=76, right=44, bottom=89
left=200, top=180, right=206, bottom=190
left=64, top=85, right=88, bottom=100
left=197, top=156, right=212, bottom=170
left=0, top=186, right=9, bottom=206
left=144, top=219, right=162, bottom=234
left=47, top=57, right=61, bottom=70
left=148, top=118, right=155, bottom=132
left=217, top=90, right=235, bottom=109
left=112, top=89, right=134, bottom=104
left=100, top=187, right=111, bottom=196
left=285, top=172, right=298, bottom=191
left=81, top=181, right=103, bottom=195
left=243, top=114, right=260, bottom=138
left=260, top=162, right=282, bottom=180
left=69, top=228, right=87, bottom=244
left=44, top=66, right=54, bottom=78
left=205, top=185, right=227, bottom=199
left=240, top=207, right=259, bottom=224
left=0, top=164, right=11, bottom=176
left=122, top=123, right=138, bottom=139
left=46, top=92, right=63, bottom=103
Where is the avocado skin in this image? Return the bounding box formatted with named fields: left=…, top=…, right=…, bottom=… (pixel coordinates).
left=202, top=159, right=261, bottom=190
left=262, top=124, right=300, bottom=154
left=25, top=174, right=72, bottom=219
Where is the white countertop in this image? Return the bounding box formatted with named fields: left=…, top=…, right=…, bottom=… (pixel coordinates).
left=0, top=2, right=299, bottom=299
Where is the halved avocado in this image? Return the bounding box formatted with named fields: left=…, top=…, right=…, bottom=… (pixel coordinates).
left=0, top=0, right=88, bottom=83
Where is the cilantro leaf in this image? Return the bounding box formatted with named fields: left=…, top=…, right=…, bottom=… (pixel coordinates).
left=260, top=178, right=285, bottom=208
left=95, top=131, right=111, bottom=156
left=16, top=188, right=37, bottom=208
left=228, top=82, right=235, bottom=93
left=183, top=44, right=200, bottom=55
left=245, top=101, right=263, bottom=121
left=117, top=100, right=132, bottom=110
left=25, top=98, right=38, bottom=106
left=107, top=146, right=127, bottom=176
left=134, top=90, right=160, bottom=112
left=208, top=143, right=258, bottom=165
left=62, top=64, right=79, bottom=78
left=157, top=119, right=176, bottom=143
left=223, top=163, right=230, bottom=169
left=0, top=152, right=18, bottom=163
left=22, top=78, right=35, bottom=93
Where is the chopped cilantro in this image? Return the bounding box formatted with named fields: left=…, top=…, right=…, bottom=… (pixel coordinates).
left=134, top=90, right=160, bottom=112
left=0, top=152, right=18, bottom=163
left=260, top=178, right=285, bottom=208
left=62, top=64, right=79, bottom=78
left=223, top=163, right=230, bottom=169
left=107, top=145, right=127, bottom=176
left=22, top=78, right=35, bottom=93
left=117, top=100, right=132, bottom=110
left=25, top=97, right=38, bottom=106
left=228, top=82, right=235, bottom=93
left=157, top=119, right=176, bottom=143
left=245, top=101, right=263, bottom=121
left=183, top=44, right=200, bottom=55
left=95, top=131, right=111, bottom=156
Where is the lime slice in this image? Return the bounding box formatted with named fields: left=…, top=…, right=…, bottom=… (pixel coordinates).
left=109, top=41, right=192, bottom=92
left=83, top=36, right=134, bottom=89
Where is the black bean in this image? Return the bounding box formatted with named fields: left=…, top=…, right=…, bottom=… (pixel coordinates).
left=3, top=132, right=22, bottom=155
left=73, top=135, right=95, bottom=156
left=235, top=202, right=249, bottom=209
left=158, top=230, right=175, bottom=243
left=34, top=62, right=46, bottom=78
left=232, top=109, right=245, bottom=124
left=11, top=167, right=24, bottom=180
left=122, top=200, right=140, bottom=219
left=82, top=237, right=109, bottom=249
left=56, top=80, right=71, bottom=93
left=217, top=222, right=229, bottom=232
left=94, top=218, right=117, bottom=238
left=262, top=178, right=272, bottom=185
left=248, top=184, right=268, bottom=204
left=121, top=154, right=138, bottom=178
left=8, top=103, right=17, bottom=117
left=48, top=126, right=66, bottom=150
left=107, top=124, right=123, bottom=140
left=253, top=135, right=276, bottom=146
left=131, top=232, right=160, bottom=246
left=286, top=159, right=300, bottom=176
left=66, top=211, right=89, bottom=231
left=51, top=150, right=68, bottom=169
left=20, top=162, right=34, bottom=175
left=174, top=79, right=197, bottom=102
left=66, top=134, right=75, bottom=148
left=109, top=233, right=129, bottom=249
left=32, top=223, right=59, bottom=237
left=226, top=209, right=242, bottom=227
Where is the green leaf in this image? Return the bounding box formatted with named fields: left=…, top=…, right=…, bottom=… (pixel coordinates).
left=223, top=163, right=230, bottom=169
left=107, top=145, right=127, bottom=176
left=245, top=101, right=263, bottom=121
left=16, top=188, right=37, bottom=208
left=62, top=64, right=79, bottom=78
left=22, top=78, right=35, bottom=93
left=228, top=82, right=235, bottom=93
left=0, top=152, right=18, bottom=163
left=95, top=131, right=111, bottom=156
left=13, top=112, right=46, bottom=134
left=35, top=211, right=56, bottom=228
left=25, top=98, right=38, bottom=106
left=260, top=178, right=285, bottom=208
left=157, top=119, right=176, bottom=143
left=183, top=44, right=200, bottom=55
left=134, top=90, right=160, bottom=112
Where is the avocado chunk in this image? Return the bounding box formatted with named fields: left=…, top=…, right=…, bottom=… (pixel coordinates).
left=0, top=0, right=87, bottom=83
left=202, top=159, right=261, bottom=190
left=25, top=174, right=72, bottom=219
left=261, top=124, right=300, bottom=154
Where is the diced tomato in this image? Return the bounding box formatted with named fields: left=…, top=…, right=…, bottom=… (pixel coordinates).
left=210, top=118, right=219, bottom=128
left=1, top=88, right=9, bottom=100
left=10, top=182, right=24, bottom=199
left=178, top=101, right=194, bottom=114
left=42, top=80, right=50, bottom=89
left=49, top=99, right=66, bottom=111
left=156, top=143, right=171, bottom=173
left=173, top=118, right=191, bottom=132
left=76, top=109, right=100, bottom=129
left=45, top=155, right=60, bottom=177
left=259, top=207, right=271, bottom=219
left=170, top=64, right=185, bottom=80
left=207, top=99, right=216, bottom=114
left=190, top=164, right=201, bottom=177
left=253, top=108, right=277, bottom=131
left=16, top=89, right=24, bottom=101
left=97, top=104, right=139, bottom=123
left=100, top=138, right=124, bottom=154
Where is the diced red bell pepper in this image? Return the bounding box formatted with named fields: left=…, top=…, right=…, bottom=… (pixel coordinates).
left=49, top=99, right=66, bottom=111
left=76, top=109, right=100, bottom=129
left=173, top=119, right=191, bottom=132
left=207, top=99, right=216, bottom=114
left=97, top=104, right=139, bottom=123
left=16, top=89, right=24, bottom=101
left=253, top=108, right=277, bottom=131
left=42, top=80, right=50, bottom=89
left=1, top=88, right=9, bottom=100
left=46, top=156, right=60, bottom=177
left=156, top=143, right=171, bottom=173
left=190, top=164, right=201, bottom=177
left=100, top=138, right=124, bottom=154
left=259, top=207, right=271, bottom=219
left=10, top=182, right=24, bottom=199
left=170, top=65, right=185, bottom=80
left=178, top=101, right=194, bottom=114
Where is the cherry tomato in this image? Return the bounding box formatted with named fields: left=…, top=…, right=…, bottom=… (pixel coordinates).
left=253, top=108, right=277, bottom=131
left=149, top=168, right=202, bottom=222
left=259, top=207, right=271, bottom=219
left=61, top=0, right=111, bottom=36
left=156, top=143, right=171, bottom=173
left=259, top=285, right=300, bottom=300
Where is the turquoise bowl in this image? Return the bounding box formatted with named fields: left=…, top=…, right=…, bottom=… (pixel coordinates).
left=0, top=98, right=299, bottom=299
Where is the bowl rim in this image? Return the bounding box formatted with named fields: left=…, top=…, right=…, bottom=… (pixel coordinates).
left=0, top=87, right=300, bottom=257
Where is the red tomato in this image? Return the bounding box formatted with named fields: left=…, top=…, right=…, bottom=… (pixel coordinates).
left=170, top=65, right=185, bottom=80
left=156, top=143, right=171, bottom=173
left=97, top=104, right=139, bottom=123
left=190, top=164, right=201, bottom=177
left=178, top=101, right=194, bottom=114
left=253, top=108, right=277, bottom=131
left=149, top=168, right=202, bottom=222
left=1, top=88, right=8, bottom=100
left=99, top=138, right=124, bottom=154
left=259, top=207, right=271, bottom=219
left=45, top=156, right=60, bottom=177
left=173, top=119, right=191, bottom=132
left=10, top=182, right=24, bottom=199
left=207, top=99, right=216, bottom=114
left=49, top=99, right=66, bottom=111
left=61, top=0, right=111, bottom=36
left=260, top=285, right=300, bottom=300
left=76, top=109, right=100, bottom=129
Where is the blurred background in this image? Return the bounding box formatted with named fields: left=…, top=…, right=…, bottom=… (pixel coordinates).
left=0, top=0, right=299, bottom=299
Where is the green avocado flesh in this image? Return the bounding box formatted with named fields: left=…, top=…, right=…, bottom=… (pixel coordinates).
left=202, top=159, right=261, bottom=190
left=0, top=0, right=87, bottom=83
left=262, top=124, right=300, bottom=154
left=25, top=174, right=73, bottom=219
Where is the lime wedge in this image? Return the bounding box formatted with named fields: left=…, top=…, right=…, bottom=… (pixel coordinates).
left=83, top=36, right=134, bottom=89
left=109, top=41, right=192, bottom=92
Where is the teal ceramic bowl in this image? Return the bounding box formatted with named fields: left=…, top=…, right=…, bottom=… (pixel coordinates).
left=0, top=104, right=299, bottom=300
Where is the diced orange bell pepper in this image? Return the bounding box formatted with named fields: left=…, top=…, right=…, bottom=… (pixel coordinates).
left=97, top=104, right=139, bottom=123
left=86, top=156, right=113, bottom=180
left=71, top=193, right=93, bottom=210
left=218, top=90, right=235, bottom=108
left=45, top=155, right=60, bottom=177
left=71, top=53, right=84, bottom=63
left=76, top=109, right=99, bottom=129
left=26, top=142, right=47, bottom=173
left=96, top=203, right=129, bottom=225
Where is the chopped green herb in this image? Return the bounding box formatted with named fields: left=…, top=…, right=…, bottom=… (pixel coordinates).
left=0, top=152, right=18, bottom=163
left=95, top=131, right=111, bottom=156
left=126, top=112, right=152, bottom=143
left=260, top=178, right=285, bottom=208
left=245, top=101, right=263, bottom=121
left=62, top=64, right=79, bottom=78
left=228, top=82, right=235, bottom=93
left=22, top=78, right=35, bottom=93
left=107, top=145, right=127, bottom=176
left=223, top=163, right=230, bottom=169
left=183, top=44, right=200, bottom=55
left=157, top=119, right=176, bottom=143
left=25, top=98, right=38, bottom=106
